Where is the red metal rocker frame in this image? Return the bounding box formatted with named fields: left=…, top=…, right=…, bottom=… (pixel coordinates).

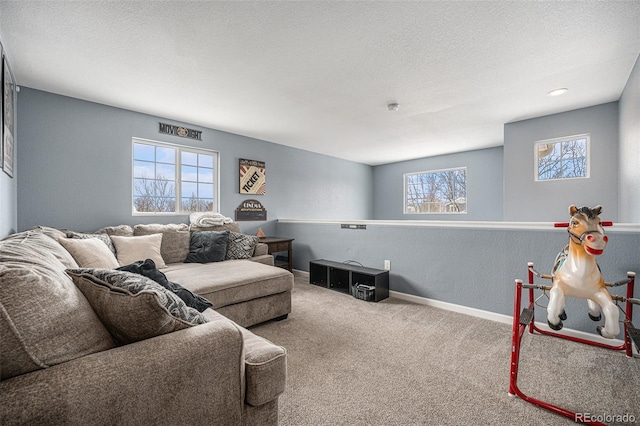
left=508, top=220, right=638, bottom=425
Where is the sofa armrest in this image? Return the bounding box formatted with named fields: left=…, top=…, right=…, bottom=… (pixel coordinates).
left=254, top=242, right=268, bottom=257
left=240, top=328, right=287, bottom=406
left=250, top=254, right=275, bottom=266
left=1, top=317, right=245, bottom=426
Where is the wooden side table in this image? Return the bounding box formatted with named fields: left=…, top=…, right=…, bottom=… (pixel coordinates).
left=260, top=237, right=294, bottom=272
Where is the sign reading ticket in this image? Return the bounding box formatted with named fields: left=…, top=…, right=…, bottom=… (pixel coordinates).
left=239, top=159, right=266, bottom=195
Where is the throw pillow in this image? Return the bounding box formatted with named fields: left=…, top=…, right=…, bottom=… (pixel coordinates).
left=58, top=237, right=120, bottom=269
left=226, top=231, right=259, bottom=260
left=117, top=259, right=213, bottom=312
left=133, top=224, right=190, bottom=264
left=66, top=231, right=116, bottom=254
left=185, top=231, right=229, bottom=264
left=110, top=234, right=166, bottom=268
left=66, top=268, right=208, bottom=344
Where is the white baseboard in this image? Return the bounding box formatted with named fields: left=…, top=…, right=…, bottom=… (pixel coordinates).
left=293, top=269, right=309, bottom=277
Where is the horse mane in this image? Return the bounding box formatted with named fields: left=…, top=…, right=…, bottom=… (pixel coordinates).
left=574, top=206, right=601, bottom=220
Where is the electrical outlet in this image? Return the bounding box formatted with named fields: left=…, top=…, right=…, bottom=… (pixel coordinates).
left=384, top=260, right=391, bottom=270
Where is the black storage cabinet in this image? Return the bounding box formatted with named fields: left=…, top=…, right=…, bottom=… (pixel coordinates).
left=309, top=259, right=389, bottom=302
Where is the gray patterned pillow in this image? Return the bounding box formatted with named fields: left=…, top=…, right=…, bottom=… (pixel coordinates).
left=226, top=232, right=259, bottom=260
left=66, top=231, right=116, bottom=254
left=66, top=268, right=207, bottom=344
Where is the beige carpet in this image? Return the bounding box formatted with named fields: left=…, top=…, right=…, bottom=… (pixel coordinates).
left=251, top=274, right=640, bottom=425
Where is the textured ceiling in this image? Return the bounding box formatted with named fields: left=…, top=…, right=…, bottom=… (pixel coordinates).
left=1, top=1, right=639, bottom=165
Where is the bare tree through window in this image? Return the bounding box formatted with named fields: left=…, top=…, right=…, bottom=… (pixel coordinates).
left=405, top=168, right=466, bottom=214
left=133, top=174, right=176, bottom=213
left=132, top=139, right=218, bottom=214
left=536, top=135, right=588, bottom=181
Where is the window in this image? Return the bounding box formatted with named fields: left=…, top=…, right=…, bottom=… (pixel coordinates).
left=535, top=134, right=589, bottom=181
left=404, top=167, right=467, bottom=214
left=132, top=138, right=219, bottom=214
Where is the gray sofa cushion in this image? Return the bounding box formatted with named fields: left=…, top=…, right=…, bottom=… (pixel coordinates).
left=164, top=260, right=293, bottom=309
left=133, top=223, right=190, bottom=264
left=67, top=268, right=207, bottom=344
left=94, top=224, right=134, bottom=236
left=0, top=230, right=114, bottom=380
left=26, top=226, right=79, bottom=269
left=189, top=222, right=241, bottom=233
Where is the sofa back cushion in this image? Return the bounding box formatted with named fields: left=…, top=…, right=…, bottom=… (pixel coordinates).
left=189, top=222, right=241, bottom=233
left=94, top=224, right=134, bottom=236
left=0, top=230, right=114, bottom=380
left=27, top=226, right=79, bottom=269
left=133, top=223, right=190, bottom=264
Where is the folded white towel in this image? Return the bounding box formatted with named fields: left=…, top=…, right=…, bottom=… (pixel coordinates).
left=189, top=212, right=233, bottom=227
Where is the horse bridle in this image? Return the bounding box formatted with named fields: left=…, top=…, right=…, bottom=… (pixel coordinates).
left=567, top=219, right=605, bottom=244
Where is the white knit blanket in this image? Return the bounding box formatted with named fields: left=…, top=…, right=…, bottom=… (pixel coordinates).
left=189, top=212, right=233, bottom=227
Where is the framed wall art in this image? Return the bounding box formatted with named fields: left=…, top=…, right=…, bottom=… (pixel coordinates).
left=2, top=51, right=15, bottom=178
left=239, top=158, right=265, bottom=195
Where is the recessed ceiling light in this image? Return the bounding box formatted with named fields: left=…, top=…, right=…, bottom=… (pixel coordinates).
left=547, top=88, right=569, bottom=97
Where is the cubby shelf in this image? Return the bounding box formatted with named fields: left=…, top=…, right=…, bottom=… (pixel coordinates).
left=309, top=259, right=389, bottom=302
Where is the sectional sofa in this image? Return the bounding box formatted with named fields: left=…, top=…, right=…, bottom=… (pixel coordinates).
left=0, top=222, right=294, bottom=425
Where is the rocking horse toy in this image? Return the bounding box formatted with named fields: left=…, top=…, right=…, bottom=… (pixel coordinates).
left=547, top=205, right=619, bottom=338
left=508, top=204, right=638, bottom=425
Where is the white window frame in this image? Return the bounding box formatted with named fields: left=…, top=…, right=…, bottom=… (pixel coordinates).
left=403, top=167, right=467, bottom=215
left=132, top=137, right=220, bottom=216
left=534, top=134, right=590, bottom=182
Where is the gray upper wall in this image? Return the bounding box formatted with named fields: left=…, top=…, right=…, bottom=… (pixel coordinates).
left=372, top=147, right=504, bottom=220
left=5, top=50, right=639, bottom=239
left=15, top=88, right=372, bottom=234
left=619, top=53, right=640, bottom=223
left=504, top=102, right=619, bottom=222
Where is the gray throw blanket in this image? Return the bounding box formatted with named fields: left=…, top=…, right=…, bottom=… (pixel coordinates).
left=117, top=259, right=213, bottom=312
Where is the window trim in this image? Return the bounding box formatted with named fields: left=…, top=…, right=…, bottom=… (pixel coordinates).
left=403, top=166, right=467, bottom=215
left=131, top=137, right=220, bottom=216
left=534, top=134, right=590, bottom=182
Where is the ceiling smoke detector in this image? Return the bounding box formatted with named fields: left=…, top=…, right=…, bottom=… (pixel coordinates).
left=387, top=103, right=399, bottom=111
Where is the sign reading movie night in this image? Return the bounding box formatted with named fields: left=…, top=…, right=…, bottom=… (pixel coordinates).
left=239, top=159, right=266, bottom=195
left=158, top=122, right=202, bottom=141
left=235, top=199, right=267, bottom=221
